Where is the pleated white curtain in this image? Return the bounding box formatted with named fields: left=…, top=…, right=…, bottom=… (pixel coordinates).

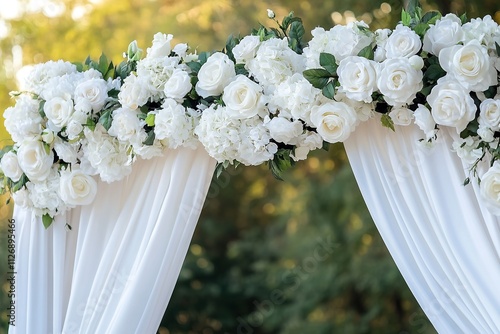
left=9, top=146, right=216, bottom=334
left=344, top=117, right=500, bottom=333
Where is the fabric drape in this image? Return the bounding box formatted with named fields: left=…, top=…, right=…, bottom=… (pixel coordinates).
left=344, top=117, right=500, bottom=334
left=9, top=146, right=216, bottom=334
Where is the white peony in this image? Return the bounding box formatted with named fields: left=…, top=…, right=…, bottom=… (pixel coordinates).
left=118, top=74, right=152, bottom=110
left=59, top=167, right=97, bottom=206
left=222, top=75, right=266, bottom=119
left=385, top=24, right=422, bottom=58
left=428, top=78, right=476, bottom=132
left=246, top=38, right=304, bottom=91
left=462, top=15, right=500, bottom=52
left=1, top=151, right=23, bottom=182
left=480, top=162, right=500, bottom=215
left=337, top=56, right=378, bottom=103
left=310, top=101, right=357, bottom=143
left=196, top=52, right=236, bottom=98
left=16, top=139, right=54, bottom=182
left=164, top=68, right=192, bottom=100
left=232, top=35, right=260, bottom=64
left=147, top=32, right=173, bottom=58
left=439, top=39, right=496, bottom=92
left=377, top=57, right=423, bottom=106
left=478, top=99, right=500, bottom=130
left=264, top=116, right=303, bottom=145
left=389, top=106, right=414, bottom=126
left=74, top=78, right=109, bottom=113
left=423, top=14, right=464, bottom=56
left=108, top=107, right=143, bottom=143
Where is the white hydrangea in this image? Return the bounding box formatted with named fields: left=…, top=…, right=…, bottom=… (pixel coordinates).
left=3, top=95, right=43, bottom=142
left=303, top=22, right=374, bottom=68
left=264, top=115, right=304, bottom=145
left=247, top=38, right=304, bottom=92
left=268, top=73, right=322, bottom=126
left=24, top=60, right=77, bottom=95
left=462, top=15, right=500, bottom=53
left=136, top=56, right=181, bottom=100
left=154, top=98, right=199, bottom=149
left=26, top=167, right=64, bottom=218
left=108, top=107, right=144, bottom=143
left=82, top=125, right=133, bottom=183
left=291, top=131, right=323, bottom=161
left=195, top=105, right=276, bottom=165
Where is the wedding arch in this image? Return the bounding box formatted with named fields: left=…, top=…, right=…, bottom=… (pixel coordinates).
left=1, top=1, right=499, bottom=332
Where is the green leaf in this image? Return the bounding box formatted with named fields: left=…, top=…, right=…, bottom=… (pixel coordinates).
left=98, top=110, right=113, bottom=131
left=225, top=34, right=239, bottom=62
left=381, top=113, right=395, bottom=131
left=357, top=45, right=374, bottom=60
left=198, top=52, right=210, bottom=65
left=322, top=81, right=336, bottom=100
left=42, top=213, right=53, bottom=229
left=86, top=118, right=96, bottom=131
left=145, top=113, right=155, bottom=127
left=214, top=162, right=225, bottom=178
left=460, top=13, right=468, bottom=25
left=42, top=142, right=51, bottom=155
left=39, top=100, right=46, bottom=118
left=406, top=0, right=422, bottom=20
left=401, top=9, right=411, bottom=26
left=288, top=21, right=305, bottom=53
left=413, top=23, right=430, bottom=37
left=484, top=86, right=497, bottom=99
left=424, top=63, right=446, bottom=82
left=303, top=69, right=332, bottom=89
left=98, top=53, right=109, bottom=75
left=142, top=130, right=155, bottom=146
left=186, top=61, right=202, bottom=74
left=235, top=63, right=249, bottom=76
left=463, top=177, right=470, bottom=186
left=319, top=53, right=338, bottom=75
left=496, top=42, right=500, bottom=57
left=421, top=11, right=441, bottom=24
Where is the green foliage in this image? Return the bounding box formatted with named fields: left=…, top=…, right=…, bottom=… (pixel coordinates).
left=381, top=114, right=395, bottom=132
left=303, top=69, right=332, bottom=89
left=357, top=45, right=374, bottom=60
left=42, top=213, right=53, bottom=229
left=268, top=148, right=295, bottom=181
left=319, top=53, right=338, bottom=75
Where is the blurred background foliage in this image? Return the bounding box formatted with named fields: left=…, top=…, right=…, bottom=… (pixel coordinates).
left=0, top=0, right=498, bottom=333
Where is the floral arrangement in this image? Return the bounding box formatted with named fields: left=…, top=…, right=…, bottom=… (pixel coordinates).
left=1, top=0, right=500, bottom=226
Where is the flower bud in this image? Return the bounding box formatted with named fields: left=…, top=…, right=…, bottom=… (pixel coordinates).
left=127, top=40, right=143, bottom=61
left=267, top=9, right=275, bottom=19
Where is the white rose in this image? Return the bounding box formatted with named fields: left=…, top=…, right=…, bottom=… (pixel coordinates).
left=291, top=131, right=323, bottom=161
left=423, top=14, right=464, bottom=56
left=74, top=78, right=109, bottom=113
left=439, top=40, right=496, bottom=92
left=377, top=57, right=423, bottom=106
left=232, top=35, right=260, bottom=64
left=173, top=43, right=188, bottom=57
left=385, top=24, right=422, bottom=58
left=195, top=52, right=236, bottom=98
left=389, top=106, right=414, bottom=126
left=16, top=140, right=54, bottom=182
left=478, top=125, right=495, bottom=142
left=374, top=28, right=391, bottom=62
left=1, top=151, right=23, bottom=182
left=451, top=137, right=483, bottom=165
left=478, top=99, right=500, bottom=130
left=164, top=69, right=192, bottom=100
left=12, top=188, right=31, bottom=207
left=413, top=104, right=437, bottom=140
left=59, top=168, right=97, bottom=206
left=108, top=108, right=143, bottom=142
left=66, top=120, right=84, bottom=140
left=310, top=101, right=357, bottom=143
left=54, top=138, right=78, bottom=164
left=264, top=116, right=303, bottom=145
left=480, top=162, right=500, bottom=215
left=147, top=33, right=173, bottom=58
left=41, top=129, right=55, bottom=144
left=428, top=78, right=476, bottom=132
left=337, top=56, right=378, bottom=103
left=222, top=75, right=266, bottom=119
left=44, top=96, right=74, bottom=131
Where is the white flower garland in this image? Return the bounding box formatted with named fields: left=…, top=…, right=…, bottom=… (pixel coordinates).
left=2, top=4, right=500, bottom=226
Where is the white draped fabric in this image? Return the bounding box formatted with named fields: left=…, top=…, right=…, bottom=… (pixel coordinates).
left=344, top=117, right=500, bottom=334
left=9, top=146, right=216, bottom=334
